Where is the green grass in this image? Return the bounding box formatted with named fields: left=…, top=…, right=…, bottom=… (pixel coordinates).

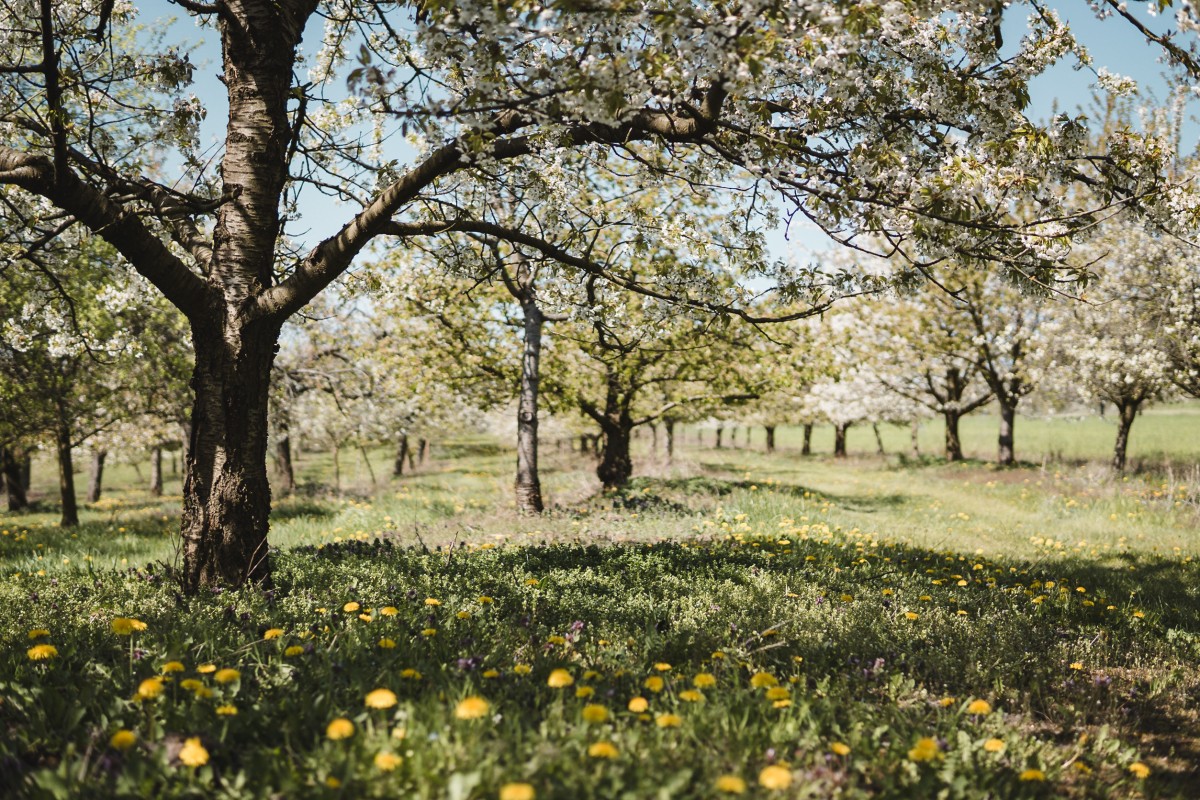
left=2, top=415, right=1199, bottom=798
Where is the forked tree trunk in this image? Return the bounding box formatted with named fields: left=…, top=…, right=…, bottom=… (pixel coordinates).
left=86, top=449, right=106, bottom=503
left=997, top=402, right=1016, bottom=466
left=180, top=318, right=278, bottom=593
left=1112, top=399, right=1141, bottom=473
left=944, top=411, right=964, bottom=461
left=54, top=421, right=78, bottom=527
left=597, top=420, right=634, bottom=490
left=833, top=423, right=849, bottom=458
left=665, top=420, right=675, bottom=461
left=515, top=304, right=545, bottom=513
left=393, top=434, right=409, bottom=477
left=765, top=425, right=776, bottom=453
left=802, top=423, right=813, bottom=456
left=149, top=446, right=164, bottom=496
left=2, top=447, right=28, bottom=511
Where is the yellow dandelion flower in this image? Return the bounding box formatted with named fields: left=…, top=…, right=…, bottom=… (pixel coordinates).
left=711, top=651, right=725, bottom=660
left=654, top=662, right=672, bottom=672
left=420, top=628, right=437, bottom=637
left=482, top=669, right=500, bottom=679
left=547, top=635, right=567, bottom=645
left=758, top=765, right=792, bottom=790
left=764, top=687, right=790, bottom=701
left=478, top=596, right=494, bottom=604
left=513, top=664, right=532, bottom=675
left=547, top=669, right=574, bottom=688
left=456, top=611, right=471, bottom=620
left=587, top=741, right=618, bottom=759
left=983, top=739, right=1006, bottom=753
left=749, top=672, right=778, bottom=688
left=27, top=628, right=50, bottom=639
left=216, top=704, right=238, bottom=716
left=1069, top=662, right=1083, bottom=671
left=380, top=606, right=399, bottom=616
left=499, top=783, right=535, bottom=800
left=524, top=578, right=540, bottom=586
left=379, top=637, right=397, bottom=649
left=938, top=696, right=955, bottom=707
left=365, top=688, right=397, bottom=709
left=575, top=686, right=595, bottom=699
left=136, top=677, right=165, bottom=701
left=109, top=729, right=137, bottom=750
left=197, top=664, right=217, bottom=674
left=840, top=594, right=854, bottom=602
left=374, top=751, right=403, bottom=772
left=1129, top=762, right=1150, bottom=779
left=581, top=704, right=609, bottom=723
left=161, top=661, right=185, bottom=674
left=342, top=602, right=360, bottom=613
left=263, top=628, right=284, bottom=640
left=643, top=676, right=665, bottom=693
left=693, top=673, right=716, bottom=689
left=111, top=618, right=147, bottom=636
left=326, top=718, right=355, bottom=740
left=26, top=644, right=58, bottom=661
left=424, top=598, right=441, bottom=606
left=627, top=697, right=649, bottom=713
left=400, top=668, right=422, bottom=680
left=831, top=742, right=851, bottom=756
left=284, top=645, right=304, bottom=657
left=679, top=690, right=704, bottom=703
left=358, top=613, right=373, bottom=622
left=454, top=696, right=490, bottom=720
left=1018, top=769, right=1045, bottom=782
left=905, top=611, right=920, bottom=620
left=908, top=737, right=940, bottom=762
left=213, top=668, right=240, bottom=684
left=715, top=775, right=747, bottom=794
left=966, top=699, right=992, bottom=715
left=655, top=713, right=683, bottom=728
left=180, top=678, right=204, bottom=693
left=178, top=737, right=209, bottom=767
left=325, top=777, right=341, bottom=789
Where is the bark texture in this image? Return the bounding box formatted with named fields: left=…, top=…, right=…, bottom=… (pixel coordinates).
left=833, top=423, right=849, bottom=458
left=86, top=450, right=106, bottom=504
left=55, top=422, right=78, bottom=527
left=944, top=412, right=964, bottom=461
left=1112, top=400, right=1140, bottom=473
left=514, top=302, right=544, bottom=513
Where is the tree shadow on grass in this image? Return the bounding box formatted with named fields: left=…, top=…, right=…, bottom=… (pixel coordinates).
left=679, top=468, right=909, bottom=513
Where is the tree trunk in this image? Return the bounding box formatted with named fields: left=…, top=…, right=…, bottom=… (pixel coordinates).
left=833, top=423, right=849, bottom=458
left=417, top=438, right=428, bottom=465
left=1112, top=399, right=1141, bottom=473
left=179, top=319, right=278, bottom=593
left=802, top=423, right=813, bottom=456
left=55, top=421, right=78, bottom=527
left=332, top=442, right=342, bottom=494
left=649, top=422, right=658, bottom=454
left=272, top=430, right=294, bottom=494
left=579, top=434, right=590, bottom=454
left=597, top=421, right=634, bottom=490
left=997, top=402, right=1016, bottom=466
left=515, top=304, right=545, bottom=513
left=715, top=426, right=724, bottom=449
left=150, top=446, right=164, bottom=496
left=2, top=447, right=28, bottom=511
left=872, top=423, right=885, bottom=455
left=665, top=420, right=675, bottom=462
left=86, top=449, right=107, bottom=504
left=944, top=411, right=964, bottom=461
left=393, top=434, right=409, bottom=477
left=765, top=425, right=776, bottom=453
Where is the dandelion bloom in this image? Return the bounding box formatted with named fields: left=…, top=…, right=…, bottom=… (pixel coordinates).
left=420, top=628, right=438, bottom=637
left=380, top=606, right=399, bottom=616
left=137, top=677, right=165, bottom=701
left=938, top=697, right=956, bottom=707
left=1018, top=769, right=1045, bottom=782
left=499, top=783, right=535, bottom=800
left=180, top=678, right=205, bottom=693
left=424, top=598, right=441, bottom=606
left=400, top=668, right=422, bottom=680
left=831, top=742, right=851, bottom=756
left=575, top=686, right=595, bottom=699
left=643, top=676, right=665, bottom=693
left=764, top=687, right=790, bottom=701
left=966, top=699, right=992, bottom=715
left=178, top=737, right=209, bottom=767
left=26, top=644, right=58, bottom=661
left=110, top=730, right=137, bottom=750
left=478, top=596, right=494, bottom=604
left=693, top=673, right=716, bottom=689
left=654, top=662, right=672, bottom=672
left=455, top=696, right=490, bottom=720
left=365, top=688, right=398, bottom=709
left=983, top=739, right=1006, bottom=753
left=379, top=638, right=397, bottom=649
left=482, top=669, right=500, bottom=679
left=1069, top=662, right=1083, bottom=671
left=343, top=602, right=361, bottom=613
left=216, top=704, right=238, bottom=716
left=456, top=611, right=471, bottom=620
left=214, top=668, right=240, bottom=684
left=908, top=737, right=940, bottom=762
left=758, top=765, right=792, bottom=790
left=284, top=646, right=304, bottom=657
left=750, top=672, right=778, bottom=689
left=547, top=669, right=574, bottom=688
left=581, top=704, right=609, bottom=723
left=197, top=664, right=217, bottom=674
left=161, top=661, right=185, bottom=674
left=655, top=713, right=683, bottom=728
left=904, top=612, right=919, bottom=620
left=326, top=718, right=355, bottom=740
left=525, top=578, right=540, bottom=586
left=679, top=690, right=704, bottom=703
left=263, top=628, right=284, bottom=640
left=587, top=741, right=618, bottom=759
left=1129, top=762, right=1150, bottom=779
left=111, top=618, right=147, bottom=636
left=547, top=635, right=566, bottom=645
left=513, top=664, right=532, bottom=675
left=27, top=628, right=50, bottom=639
left=325, top=777, right=341, bottom=789
left=715, top=775, right=747, bottom=794
left=627, top=697, right=649, bottom=713
left=374, top=751, right=403, bottom=771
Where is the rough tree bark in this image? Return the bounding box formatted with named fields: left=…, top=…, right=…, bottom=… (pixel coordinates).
left=149, top=446, right=164, bottom=496
left=1112, top=399, right=1141, bottom=473
left=54, top=420, right=78, bottom=527
left=997, top=402, right=1016, bottom=466
left=597, top=418, right=634, bottom=490
left=86, top=449, right=106, bottom=503
left=514, top=301, right=545, bottom=513
left=833, top=423, right=849, bottom=458
left=944, top=411, right=964, bottom=461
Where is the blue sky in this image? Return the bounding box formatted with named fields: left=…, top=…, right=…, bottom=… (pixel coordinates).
left=136, top=0, right=1194, bottom=260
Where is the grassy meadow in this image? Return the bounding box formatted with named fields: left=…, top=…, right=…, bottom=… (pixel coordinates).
left=1, top=408, right=1199, bottom=798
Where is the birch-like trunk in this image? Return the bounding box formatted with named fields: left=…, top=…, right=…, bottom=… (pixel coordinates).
left=515, top=303, right=544, bottom=513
